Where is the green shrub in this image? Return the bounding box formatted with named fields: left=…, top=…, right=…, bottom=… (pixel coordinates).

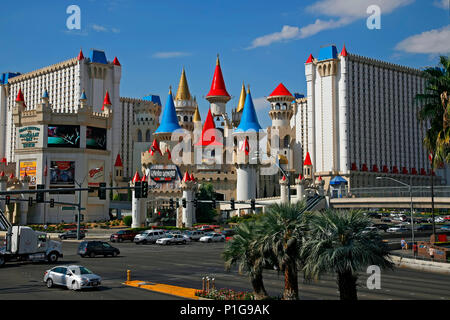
left=123, top=215, right=132, bottom=227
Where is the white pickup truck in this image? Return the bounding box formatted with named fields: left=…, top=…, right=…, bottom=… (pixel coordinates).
left=0, top=214, right=63, bottom=267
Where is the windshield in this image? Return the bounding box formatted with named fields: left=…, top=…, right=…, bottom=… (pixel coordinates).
left=70, top=266, right=93, bottom=275
left=165, top=235, right=173, bottom=238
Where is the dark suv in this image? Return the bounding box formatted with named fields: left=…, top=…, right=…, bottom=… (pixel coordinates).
left=373, top=224, right=389, bottom=232
left=110, top=230, right=139, bottom=242
left=78, top=241, right=120, bottom=258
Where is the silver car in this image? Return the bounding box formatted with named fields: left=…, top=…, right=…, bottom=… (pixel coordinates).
left=44, top=265, right=101, bottom=290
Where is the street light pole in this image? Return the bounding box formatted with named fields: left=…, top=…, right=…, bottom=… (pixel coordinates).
left=376, top=176, right=415, bottom=246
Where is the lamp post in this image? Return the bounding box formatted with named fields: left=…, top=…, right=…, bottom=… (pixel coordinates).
left=376, top=176, right=414, bottom=246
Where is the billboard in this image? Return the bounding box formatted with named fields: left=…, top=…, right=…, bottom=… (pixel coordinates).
left=48, top=125, right=80, bottom=148
left=19, top=160, right=37, bottom=186
left=50, top=161, right=75, bottom=185
left=87, top=160, right=105, bottom=187
left=86, top=127, right=107, bottom=150
left=17, top=126, right=43, bottom=149
left=146, top=164, right=181, bottom=191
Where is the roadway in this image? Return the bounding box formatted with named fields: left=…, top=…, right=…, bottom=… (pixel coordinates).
left=0, top=238, right=449, bottom=300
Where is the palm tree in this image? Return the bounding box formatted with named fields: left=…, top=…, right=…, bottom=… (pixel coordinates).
left=301, top=209, right=393, bottom=300
left=416, top=55, right=450, bottom=237
left=222, top=219, right=269, bottom=300
left=257, top=201, right=308, bottom=300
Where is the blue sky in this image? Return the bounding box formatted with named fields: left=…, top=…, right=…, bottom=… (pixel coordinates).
left=0, top=0, right=449, bottom=127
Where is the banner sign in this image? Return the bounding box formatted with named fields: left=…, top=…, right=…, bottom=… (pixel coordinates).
left=17, top=126, right=43, bottom=149
left=19, top=160, right=37, bottom=186
left=87, top=160, right=105, bottom=187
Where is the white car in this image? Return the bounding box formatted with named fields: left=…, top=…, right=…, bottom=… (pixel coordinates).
left=44, top=265, right=101, bottom=290
left=183, top=230, right=204, bottom=241
left=387, top=226, right=410, bottom=233
left=362, top=227, right=378, bottom=234
left=199, top=232, right=225, bottom=243
left=134, top=229, right=166, bottom=244
left=156, top=234, right=187, bottom=245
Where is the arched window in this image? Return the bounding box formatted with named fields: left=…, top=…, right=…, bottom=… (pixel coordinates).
left=183, top=116, right=188, bottom=122
left=282, top=103, right=287, bottom=110
left=137, top=130, right=142, bottom=142
left=178, top=116, right=181, bottom=121
left=275, top=103, right=280, bottom=110
left=145, top=130, right=151, bottom=142
left=283, top=135, right=290, bottom=148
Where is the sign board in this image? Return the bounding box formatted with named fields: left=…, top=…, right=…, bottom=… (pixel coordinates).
left=147, top=164, right=181, bottom=190
left=50, top=161, right=75, bottom=185
left=19, top=160, right=37, bottom=186
left=17, top=126, right=43, bottom=149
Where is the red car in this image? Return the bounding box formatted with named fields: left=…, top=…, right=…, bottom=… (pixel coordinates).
left=110, top=230, right=139, bottom=242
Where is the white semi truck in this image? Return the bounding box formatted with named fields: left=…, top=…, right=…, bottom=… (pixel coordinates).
left=0, top=209, right=63, bottom=267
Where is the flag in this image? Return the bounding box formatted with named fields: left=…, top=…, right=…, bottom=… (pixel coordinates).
left=241, top=137, right=249, bottom=156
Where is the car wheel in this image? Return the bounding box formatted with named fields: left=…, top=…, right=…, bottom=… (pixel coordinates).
left=0, top=256, right=5, bottom=267
left=46, top=278, right=53, bottom=288
left=220, top=238, right=225, bottom=242
left=183, top=240, right=186, bottom=244
left=89, top=252, right=95, bottom=258
left=142, top=240, right=147, bottom=245
left=47, top=252, right=58, bottom=263
left=208, top=239, right=212, bottom=243
left=118, top=238, right=123, bottom=243
left=71, top=280, right=79, bottom=291
left=61, top=236, right=66, bottom=240
left=113, top=251, right=118, bottom=257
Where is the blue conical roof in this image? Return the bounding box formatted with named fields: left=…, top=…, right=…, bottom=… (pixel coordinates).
left=42, top=90, right=49, bottom=99
left=80, top=90, right=87, bottom=100
left=155, top=90, right=181, bottom=133
left=235, top=89, right=262, bottom=132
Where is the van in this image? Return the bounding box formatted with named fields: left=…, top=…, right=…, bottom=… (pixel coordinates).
left=133, top=229, right=165, bottom=244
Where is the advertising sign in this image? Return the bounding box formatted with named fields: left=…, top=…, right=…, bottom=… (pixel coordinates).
left=48, top=125, right=80, bottom=148
left=146, top=164, right=181, bottom=191
left=87, top=160, right=105, bottom=187
left=50, top=161, right=75, bottom=185
left=86, top=127, right=107, bottom=150
left=19, top=160, right=37, bottom=186
left=17, top=126, right=43, bottom=149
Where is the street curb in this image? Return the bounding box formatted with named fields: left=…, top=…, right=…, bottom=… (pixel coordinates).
left=123, top=280, right=199, bottom=300
left=390, top=255, right=450, bottom=274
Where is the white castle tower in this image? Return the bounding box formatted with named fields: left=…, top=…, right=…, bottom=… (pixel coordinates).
left=174, top=68, right=197, bottom=132
left=205, top=56, right=231, bottom=127
left=234, top=87, right=262, bottom=203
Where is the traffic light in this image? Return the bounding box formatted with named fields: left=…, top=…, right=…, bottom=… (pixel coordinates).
left=182, top=198, right=187, bottom=208
left=134, top=181, right=142, bottom=199
left=36, top=184, right=45, bottom=203
left=5, top=196, right=10, bottom=205
left=142, top=181, right=148, bottom=198
left=193, top=199, right=198, bottom=208
left=28, top=197, right=33, bottom=207
left=212, top=199, right=216, bottom=209
left=50, top=199, right=55, bottom=208
left=251, top=199, right=256, bottom=211
left=230, top=198, right=235, bottom=210
left=176, top=199, right=180, bottom=208
left=169, top=198, right=174, bottom=209
left=98, top=183, right=107, bottom=200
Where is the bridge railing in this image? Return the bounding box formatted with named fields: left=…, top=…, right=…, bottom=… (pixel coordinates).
left=349, top=186, right=450, bottom=198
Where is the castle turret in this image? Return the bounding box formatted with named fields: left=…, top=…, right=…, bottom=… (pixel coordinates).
left=180, top=171, right=197, bottom=228
left=175, top=68, right=197, bottom=131
left=206, top=56, right=231, bottom=124
left=154, top=88, right=182, bottom=145
left=303, top=151, right=313, bottom=181
left=234, top=87, right=262, bottom=204
left=231, top=82, right=246, bottom=127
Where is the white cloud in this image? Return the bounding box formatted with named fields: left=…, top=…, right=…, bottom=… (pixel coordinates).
left=247, top=0, right=413, bottom=49
left=152, top=52, right=192, bottom=59
left=253, top=97, right=271, bottom=110
left=395, top=25, right=450, bottom=54
left=92, top=24, right=108, bottom=32
left=433, top=0, right=450, bottom=9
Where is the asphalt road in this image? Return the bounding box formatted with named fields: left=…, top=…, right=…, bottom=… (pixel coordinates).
left=1, top=238, right=450, bottom=300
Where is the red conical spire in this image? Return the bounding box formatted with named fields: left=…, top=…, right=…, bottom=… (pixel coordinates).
left=77, top=49, right=84, bottom=61
left=113, top=57, right=121, bottom=66
left=195, top=108, right=222, bottom=146
left=206, top=56, right=230, bottom=99
left=317, top=176, right=322, bottom=181
left=16, top=89, right=24, bottom=102
left=132, top=171, right=140, bottom=183
left=114, top=154, right=123, bottom=167
left=102, top=91, right=112, bottom=110
left=297, top=173, right=303, bottom=180
left=190, top=173, right=195, bottom=181
left=305, top=54, right=314, bottom=64
left=303, top=152, right=312, bottom=166
left=9, top=173, right=14, bottom=179
left=0, top=158, right=7, bottom=164
left=149, top=139, right=161, bottom=155
left=269, top=83, right=294, bottom=98
left=183, top=171, right=191, bottom=182
left=0, top=171, right=5, bottom=177
left=340, top=44, right=348, bottom=57
left=141, top=174, right=147, bottom=182
left=282, top=175, right=286, bottom=181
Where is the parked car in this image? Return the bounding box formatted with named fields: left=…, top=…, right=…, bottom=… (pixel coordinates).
left=44, top=265, right=101, bottom=290
left=435, top=217, right=445, bottom=223
left=59, top=229, right=85, bottom=240
left=133, top=229, right=165, bottom=244
left=183, top=230, right=204, bottom=241
left=373, top=223, right=389, bottom=232
left=78, top=241, right=120, bottom=258
left=156, top=234, right=187, bottom=245
left=110, top=230, right=139, bottom=242
left=440, top=224, right=450, bottom=231
left=199, top=232, right=226, bottom=243
left=362, top=227, right=378, bottom=234
left=416, top=224, right=433, bottom=231
left=197, top=225, right=215, bottom=232
left=381, top=218, right=392, bottom=222
left=386, top=226, right=410, bottom=233
left=220, top=229, right=236, bottom=241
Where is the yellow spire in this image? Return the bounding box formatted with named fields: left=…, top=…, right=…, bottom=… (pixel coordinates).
left=236, top=82, right=246, bottom=113
left=193, top=105, right=201, bottom=122
left=247, top=84, right=251, bottom=94
left=169, top=85, right=172, bottom=95
left=175, top=67, right=191, bottom=101
left=216, top=54, right=220, bottom=66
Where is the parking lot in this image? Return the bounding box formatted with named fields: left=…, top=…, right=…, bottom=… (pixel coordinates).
left=1, top=235, right=450, bottom=300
